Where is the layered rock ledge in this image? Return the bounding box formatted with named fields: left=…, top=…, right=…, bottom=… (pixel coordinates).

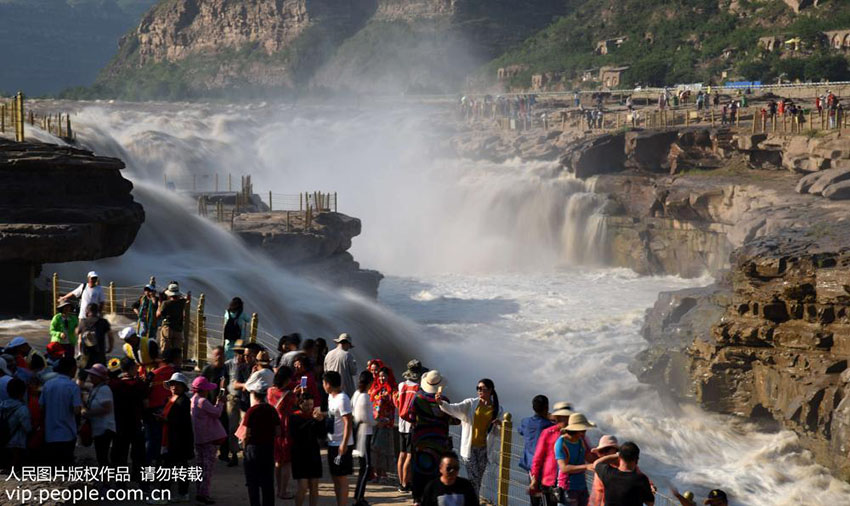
left=0, top=139, right=144, bottom=314
left=232, top=211, right=383, bottom=298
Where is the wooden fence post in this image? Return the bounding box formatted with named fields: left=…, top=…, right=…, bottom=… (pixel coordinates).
left=249, top=313, right=258, bottom=344
left=52, top=273, right=58, bottom=315
left=196, top=294, right=206, bottom=369
left=269, top=191, right=272, bottom=211
left=497, top=412, right=513, bottom=506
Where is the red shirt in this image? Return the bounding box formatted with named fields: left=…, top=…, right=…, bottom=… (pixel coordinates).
left=243, top=403, right=280, bottom=446
left=148, top=364, right=175, bottom=409
left=531, top=425, right=561, bottom=487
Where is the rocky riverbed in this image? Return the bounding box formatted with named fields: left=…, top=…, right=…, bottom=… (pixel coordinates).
left=452, top=120, right=850, bottom=481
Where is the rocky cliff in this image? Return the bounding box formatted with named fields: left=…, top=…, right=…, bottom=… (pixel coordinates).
left=550, top=127, right=850, bottom=480
left=96, top=0, right=566, bottom=97
left=232, top=211, right=383, bottom=298
left=0, top=139, right=145, bottom=314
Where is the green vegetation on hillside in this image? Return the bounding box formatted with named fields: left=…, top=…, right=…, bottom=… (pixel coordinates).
left=488, top=0, right=850, bottom=89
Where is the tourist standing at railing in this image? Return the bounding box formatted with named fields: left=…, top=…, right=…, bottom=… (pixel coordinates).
left=50, top=300, right=78, bottom=358
left=409, top=370, right=453, bottom=504
left=323, top=370, right=355, bottom=506
left=267, top=366, right=296, bottom=501
left=324, top=333, right=358, bottom=397
left=76, top=303, right=114, bottom=381
left=395, top=359, right=424, bottom=493
left=223, top=297, right=250, bottom=359
left=369, top=363, right=398, bottom=483
left=119, top=326, right=159, bottom=373
left=190, top=375, right=227, bottom=505
left=224, top=339, right=249, bottom=467
left=290, top=393, right=324, bottom=506
left=529, top=402, right=573, bottom=506
left=59, top=271, right=105, bottom=320
left=520, top=395, right=553, bottom=506
left=156, top=282, right=187, bottom=357
left=554, top=413, right=597, bottom=506
left=108, top=357, right=148, bottom=483
left=132, top=284, right=159, bottom=338
left=421, top=452, right=479, bottom=506
left=435, top=378, right=502, bottom=497
left=591, top=442, right=655, bottom=506
left=201, top=345, right=230, bottom=462
left=352, top=370, right=376, bottom=506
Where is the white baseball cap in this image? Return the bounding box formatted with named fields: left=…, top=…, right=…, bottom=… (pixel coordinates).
left=87, top=271, right=99, bottom=279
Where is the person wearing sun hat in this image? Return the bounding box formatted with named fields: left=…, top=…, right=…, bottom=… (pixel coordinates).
left=155, top=281, right=188, bottom=358
left=395, top=359, right=427, bottom=493
left=50, top=299, right=79, bottom=358
left=81, top=363, right=116, bottom=465
left=553, top=413, right=597, bottom=506
left=59, top=271, right=105, bottom=320
left=324, top=333, right=357, bottom=397
left=161, top=372, right=194, bottom=502
left=529, top=401, right=574, bottom=504
left=589, top=435, right=620, bottom=506
left=409, top=370, right=454, bottom=504
left=191, top=375, right=226, bottom=505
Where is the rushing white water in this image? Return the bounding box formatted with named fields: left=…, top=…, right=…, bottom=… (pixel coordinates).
left=34, top=100, right=850, bottom=505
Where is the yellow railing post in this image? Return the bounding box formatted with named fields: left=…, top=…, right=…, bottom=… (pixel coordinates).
left=52, top=273, right=58, bottom=315
left=15, top=91, right=24, bottom=142
left=249, top=313, right=258, bottom=343
left=1, top=104, right=5, bottom=133
left=196, top=294, right=206, bottom=369
left=497, top=412, right=513, bottom=506
left=108, top=282, right=116, bottom=314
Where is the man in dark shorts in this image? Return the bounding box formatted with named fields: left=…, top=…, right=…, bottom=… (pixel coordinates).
left=322, top=371, right=353, bottom=506
left=593, top=441, right=655, bottom=506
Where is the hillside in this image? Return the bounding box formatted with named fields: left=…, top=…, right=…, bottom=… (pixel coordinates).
left=488, top=0, right=850, bottom=90
left=88, top=0, right=568, bottom=99
left=0, top=0, right=156, bottom=95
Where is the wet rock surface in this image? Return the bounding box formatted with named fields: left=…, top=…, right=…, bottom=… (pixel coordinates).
left=232, top=211, right=383, bottom=298
left=0, top=139, right=144, bottom=314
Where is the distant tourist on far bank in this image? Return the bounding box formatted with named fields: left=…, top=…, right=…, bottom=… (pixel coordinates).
left=324, top=334, right=357, bottom=397
left=59, top=271, right=105, bottom=320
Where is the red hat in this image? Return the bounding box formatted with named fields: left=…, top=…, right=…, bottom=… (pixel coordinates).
left=46, top=342, right=66, bottom=357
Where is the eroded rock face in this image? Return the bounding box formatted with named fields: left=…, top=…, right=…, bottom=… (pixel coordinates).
left=232, top=211, right=382, bottom=297
left=0, top=139, right=144, bottom=313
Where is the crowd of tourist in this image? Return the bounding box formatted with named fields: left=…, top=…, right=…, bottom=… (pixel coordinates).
left=0, top=274, right=735, bottom=506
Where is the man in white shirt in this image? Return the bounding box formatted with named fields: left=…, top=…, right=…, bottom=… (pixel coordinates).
left=59, top=271, right=105, bottom=319
left=323, top=370, right=353, bottom=506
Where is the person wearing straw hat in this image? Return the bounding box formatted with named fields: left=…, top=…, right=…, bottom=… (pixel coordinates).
left=554, top=413, right=597, bottom=506
left=591, top=441, right=654, bottom=506
left=410, top=370, right=453, bottom=504
left=395, top=359, right=425, bottom=493
left=324, top=333, right=357, bottom=397
left=156, top=281, right=188, bottom=357
left=530, top=401, right=573, bottom=505
left=589, top=435, right=619, bottom=506
left=59, top=270, right=105, bottom=320
left=160, top=372, right=194, bottom=502
left=81, top=363, right=115, bottom=465
left=50, top=299, right=79, bottom=358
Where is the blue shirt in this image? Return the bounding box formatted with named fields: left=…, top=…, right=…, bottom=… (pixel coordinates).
left=518, top=414, right=554, bottom=471
left=1, top=398, right=31, bottom=448
left=39, top=375, right=81, bottom=443
left=554, top=435, right=587, bottom=491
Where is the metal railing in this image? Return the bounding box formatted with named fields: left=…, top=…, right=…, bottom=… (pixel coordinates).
left=452, top=413, right=678, bottom=506
left=51, top=274, right=280, bottom=369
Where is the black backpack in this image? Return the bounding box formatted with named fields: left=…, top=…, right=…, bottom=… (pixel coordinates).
left=224, top=311, right=242, bottom=341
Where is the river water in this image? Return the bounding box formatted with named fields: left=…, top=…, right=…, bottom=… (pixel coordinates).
left=37, top=100, right=850, bottom=504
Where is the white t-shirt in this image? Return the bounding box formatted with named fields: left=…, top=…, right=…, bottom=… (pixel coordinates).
left=72, top=283, right=106, bottom=319
left=351, top=390, right=374, bottom=436
left=87, top=383, right=115, bottom=436
left=327, top=391, right=353, bottom=447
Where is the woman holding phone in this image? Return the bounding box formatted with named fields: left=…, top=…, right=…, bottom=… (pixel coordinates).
left=268, top=366, right=296, bottom=500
